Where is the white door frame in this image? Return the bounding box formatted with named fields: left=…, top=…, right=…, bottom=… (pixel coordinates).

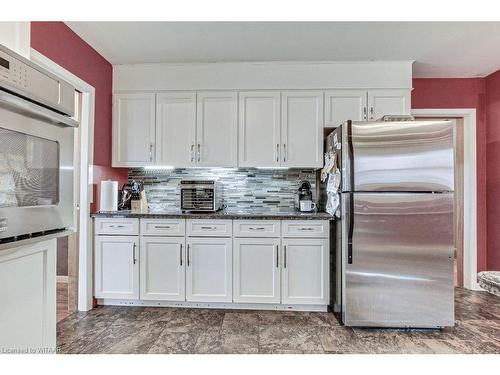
left=31, top=48, right=95, bottom=310
left=412, top=108, right=480, bottom=290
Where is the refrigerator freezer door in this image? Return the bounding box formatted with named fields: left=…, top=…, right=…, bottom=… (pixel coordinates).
left=342, top=120, right=454, bottom=192
left=342, top=192, right=455, bottom=328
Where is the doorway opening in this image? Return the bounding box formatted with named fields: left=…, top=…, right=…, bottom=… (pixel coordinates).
left=415, top=116, right=464, bottom=287
left=56, top=90, right=82, bottom=322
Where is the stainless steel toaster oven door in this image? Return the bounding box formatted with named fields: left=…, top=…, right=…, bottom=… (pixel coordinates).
left=181, top=184, right=215, bottom=211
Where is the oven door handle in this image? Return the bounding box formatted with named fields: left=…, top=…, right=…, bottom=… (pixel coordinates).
left=0, top=90, right=79, bottom=128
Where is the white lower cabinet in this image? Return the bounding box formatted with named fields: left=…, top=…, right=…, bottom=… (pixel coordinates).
left=0, top=239, right=57, bottom=351
left=94, top=218, right=330, bottom=309
left=281, top=238, right=329, bottom=305
left=94, top=235, right=139, bottom=300
left=140, top=236, right=185, bottom=301
left=233, top=237, right=281, bottom=303
left=186, top=237, right=233, bottom=303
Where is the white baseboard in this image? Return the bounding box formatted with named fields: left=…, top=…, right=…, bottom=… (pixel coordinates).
left=469, top=280, right=483, bottom=291
left=56, top=276, right=69, bottom=283
left=97, top=299, right=328, bottom=312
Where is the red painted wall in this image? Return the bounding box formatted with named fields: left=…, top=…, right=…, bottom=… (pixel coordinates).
left=486, top=71, right=500, bottom=270
left=30, top=22, right=127, bottom=212
left=412, top=78, right=488, bottom=272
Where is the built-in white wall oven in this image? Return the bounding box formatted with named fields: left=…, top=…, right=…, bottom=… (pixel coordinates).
left=0, top=44, right=77, bottom=243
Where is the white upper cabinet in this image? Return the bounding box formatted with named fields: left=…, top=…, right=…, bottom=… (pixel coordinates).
left=112, top=88, right=411, bottom=167
left=196, top=92, right=238, bottom=167
left=156, top=92, right=196, bottom=167
left=112, top=92, right=156, bottom=167
left=324, top=89, right=411, bottom=127
left=324, top=90, right=367, bottom=127
left=368, top=89, right=411, bottom=120
left=238, top=92, right=281, bottom=168
left=281, top=91, right=323, bottom=168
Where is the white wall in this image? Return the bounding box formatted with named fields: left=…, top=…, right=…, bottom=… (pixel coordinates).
left=0, top=22, right=30, bottom=58
left=113, top=61, right=413, bottom=92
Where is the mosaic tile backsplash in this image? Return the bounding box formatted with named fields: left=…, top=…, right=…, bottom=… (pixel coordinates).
left=128, top=168, right=318, bottom=212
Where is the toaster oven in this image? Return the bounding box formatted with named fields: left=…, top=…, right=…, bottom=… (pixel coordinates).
left=180, top=180, right=223, bottom=212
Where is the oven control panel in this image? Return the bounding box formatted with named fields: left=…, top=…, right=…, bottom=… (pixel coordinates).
left=0, top=49, right=60, bottom=105
left=0, top=55, right=28, bottom=88
left=0, top=46, right=75, bottom=117
left=0, top=218, right=7, bottom=233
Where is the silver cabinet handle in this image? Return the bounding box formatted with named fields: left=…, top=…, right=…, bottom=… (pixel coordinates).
left=149, top=142, right=153, bottom=162
left=276, top=144, right=280, bottom=162
left=249, top=227, right=265, bottom=231
left=283, top=144, right=286, bottom=163
left=276, top=245, right=279, bottom=268
left=197, top=143, right=201, bottom=162
left=154, top=225, right=171, bottom=229
left=363, top=107, right=367, bottom=120
left=201, top=226, right=216, bottom=230
left=190, top=144, right=195, bottom=163
left=298, top=227, right=314, bottom=231
left=370, top=107, right=374, bottom=119
left=187, top=244, right=190, bottom=266
left=284, top=245, right=287, bottom=268
left=109, top=225, right=125, bottom=228
left=180, top=244, right=183, bottom=266
left=133, top=242, right=137, bottom=265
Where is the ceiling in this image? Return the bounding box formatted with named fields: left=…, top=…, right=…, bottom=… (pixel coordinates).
left=66, top=22, right=500, bottom=78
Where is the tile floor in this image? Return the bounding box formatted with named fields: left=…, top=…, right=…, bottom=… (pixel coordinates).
left=56, top=288, right=500, bottom=354
left=57, top=282, right=69, bottom=323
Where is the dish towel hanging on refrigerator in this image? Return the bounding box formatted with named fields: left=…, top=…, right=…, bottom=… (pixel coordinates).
left=321, top=150, right=341, bottom=217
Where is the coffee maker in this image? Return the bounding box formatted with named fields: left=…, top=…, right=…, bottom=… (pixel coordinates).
left=295, top=181, right=316, bottom=212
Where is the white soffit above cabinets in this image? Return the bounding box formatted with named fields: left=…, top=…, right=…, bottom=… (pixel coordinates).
left=112, top=62, right=413, bottom=91
left=65, top=21, right=500, bottom=78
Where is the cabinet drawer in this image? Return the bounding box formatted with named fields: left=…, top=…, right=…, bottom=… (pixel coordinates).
left=187, top=219, right=232, bottom=237
left=141, top=219, right=186, bottom=236
left=282, top=220, right=329, bottom=238
left=233, top=220, right=281, bottom=238
left=94, top=218, right=139, bottom=236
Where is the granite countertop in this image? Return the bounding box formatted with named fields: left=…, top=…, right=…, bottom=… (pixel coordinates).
left=91, top=208, right=334, bottom=220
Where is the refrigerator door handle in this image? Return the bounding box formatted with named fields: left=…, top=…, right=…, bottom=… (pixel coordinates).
left=347, top=193, right=354, bottom=264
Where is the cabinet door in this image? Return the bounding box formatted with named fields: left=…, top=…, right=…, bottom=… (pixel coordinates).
left=186, top=237, right=232, bottom=302
left=367, top=89, right=411, bottom=120
left=196, top=92, right=238, bottom=167
left=156, top=92, right=196, bottom=167
left=233, top=238, right=281, bottom=303
left=140, top=237, right=185, bottom=301
left=0, top=239, right=56, bottom=350
left=281, top=91, right=323, bottom=168
left=112, top=93, right=156, bottom=167
left=324, top=90, right=367, bottom=127
left=238, top=92, right=281, bottom=167
left=94, top=236, right=139, bottom=299
left=281, top=238, right=329, bottom=305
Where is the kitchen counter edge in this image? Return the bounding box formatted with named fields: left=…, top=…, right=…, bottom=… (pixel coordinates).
left=91, top=211, right=335, bottom=220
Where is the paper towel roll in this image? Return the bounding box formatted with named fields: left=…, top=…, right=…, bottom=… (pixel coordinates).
left=100, top=180, right=118, bottom=212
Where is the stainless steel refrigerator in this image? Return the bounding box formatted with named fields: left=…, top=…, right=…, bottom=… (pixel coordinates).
left=329, top=119, right=455, bottom=328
